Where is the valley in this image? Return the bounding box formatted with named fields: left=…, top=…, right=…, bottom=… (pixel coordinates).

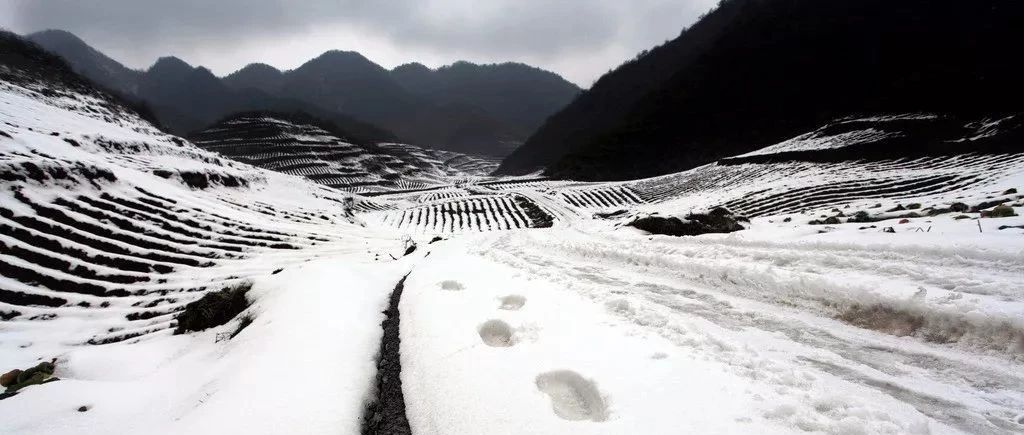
left=2, top=2, right=1024, bottom=434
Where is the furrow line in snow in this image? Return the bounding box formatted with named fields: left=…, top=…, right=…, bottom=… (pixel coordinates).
left=363, top=274, right=413, bottom=435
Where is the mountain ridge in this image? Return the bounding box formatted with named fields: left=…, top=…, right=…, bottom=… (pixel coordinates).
left=497, top=0, right=1024, bottom=180
left=26, top=29, right=580, bottom=156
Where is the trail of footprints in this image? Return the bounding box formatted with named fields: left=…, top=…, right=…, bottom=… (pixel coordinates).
left=438, top=279, right=609, bottom=423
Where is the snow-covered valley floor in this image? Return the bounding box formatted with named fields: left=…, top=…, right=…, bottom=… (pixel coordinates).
left=9, top=220, right=1022, bottom=434
left=399, top=224, right=1024, bottom=435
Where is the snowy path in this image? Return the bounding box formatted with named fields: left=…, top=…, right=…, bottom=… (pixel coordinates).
left=399, top=229, right=1024, bottom=435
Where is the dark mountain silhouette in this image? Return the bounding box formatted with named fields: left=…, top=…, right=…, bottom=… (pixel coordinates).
left=497, top=0, right=1024, bottom=180
left=278, top=51, right=419, bottom=126
left=25, top=29, right=141, bottom=95
left=28, top=30, right=579, bottom=155
left=390, top=61, right=580, bottom=139
left=1, top=30, right=158, bottom=124
left=27, top=31, right=396, bottom=142
left=222, top=63, right=284, bottom=94
left=223, top=54, right=580, bottom=156
left=137, top=57, right=236, bottom=132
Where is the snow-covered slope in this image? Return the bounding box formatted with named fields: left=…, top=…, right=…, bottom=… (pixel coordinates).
left=190, top=114, right=500, bottom=194
left=0, top=54, right=414, bottom=433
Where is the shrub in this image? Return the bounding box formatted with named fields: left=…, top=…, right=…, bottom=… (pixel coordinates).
left=949, top=202, right=969, bottom=212
left=174, top=282, right=252, bottom=334
left=847, top=210, right=871, bottom=223
left=906, top=203, right=922, bottom=210
left=986, top=205, right=1017, bottom=218
left=628, top=208, right=745, bottom=236
left=823, top=216, right=841, bottom=225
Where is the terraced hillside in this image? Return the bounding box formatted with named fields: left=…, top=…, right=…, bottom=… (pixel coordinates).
left=0, top=59, right=389, bottom=346
left=190, top=113, right=500, bottom=194
left=366, top=114, right=1024, bottom=234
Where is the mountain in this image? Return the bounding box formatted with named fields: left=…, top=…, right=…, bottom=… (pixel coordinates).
left=390, top=61, right=580, bottom=140
left=221, top=62, right=284, bottom=94
left=223, top=53, right=581, bottom=156
left=27, top=32, right=397, bottom=143
left=29, top=31, right=578, bottom=156
left=25, top=29, right=142, bottom=95
left=497, top=0, right=1024, bottom=180
left=222, top=55, right=580, bottom=156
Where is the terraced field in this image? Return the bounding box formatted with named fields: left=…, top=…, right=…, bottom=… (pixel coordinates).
left=369, top=151, right=1024, bottom=234
left=624, top=153, right=1024, bottom=217
left=380, top=194, right=553, bottom=233
left=191, top=115, right=499, bottom=194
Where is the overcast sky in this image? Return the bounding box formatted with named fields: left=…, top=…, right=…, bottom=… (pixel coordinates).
left=0, top=0, right=716, bottom=87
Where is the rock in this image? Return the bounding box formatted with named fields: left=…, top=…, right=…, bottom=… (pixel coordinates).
left=898, top=218, right=911, bottom=224
left=950, top=202, right=969, bottom=212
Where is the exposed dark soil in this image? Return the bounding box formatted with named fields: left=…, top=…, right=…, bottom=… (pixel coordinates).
left=363, top=274, right=412, bottom=435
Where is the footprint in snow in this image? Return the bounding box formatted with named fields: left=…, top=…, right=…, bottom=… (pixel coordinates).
left=478, top=319, right=515, bottom=347
left=498, top=295, right=526, bottom=310
left=604, top=298, right=634, bottom=315
left=535, top=370, right=609, bottom=422
left=439, top=280, right=464, bottom=291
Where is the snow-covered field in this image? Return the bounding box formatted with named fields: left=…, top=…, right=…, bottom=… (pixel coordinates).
left=2, top=64, right=1024, bottom=435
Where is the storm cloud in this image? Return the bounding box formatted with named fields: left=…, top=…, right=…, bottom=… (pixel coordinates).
left=0, top=0, right=716, bottom=86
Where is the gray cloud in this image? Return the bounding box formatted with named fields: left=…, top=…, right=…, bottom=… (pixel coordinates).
left=1, top=0, right=716, bottom=86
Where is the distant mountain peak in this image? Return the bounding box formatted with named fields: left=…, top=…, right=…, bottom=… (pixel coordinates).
left=392, top=62, right=432, bottom=74
left=27, top=29, right=86, bottom=45
left=308, top=50, right=374, bottom=66
left=148, top=56, right=193, bottom=74
left=232, top=63, right=282, bottom=75
left=223, top=63, right=285, bottom=94
left=26, top=28, right=142, bottom=96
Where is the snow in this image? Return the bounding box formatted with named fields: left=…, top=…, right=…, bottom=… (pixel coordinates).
left=2, top=73, right=1024, bottom=435
left=1, top=259, right=408, bottom=435
left=398, top=236, right=965, bottom=434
